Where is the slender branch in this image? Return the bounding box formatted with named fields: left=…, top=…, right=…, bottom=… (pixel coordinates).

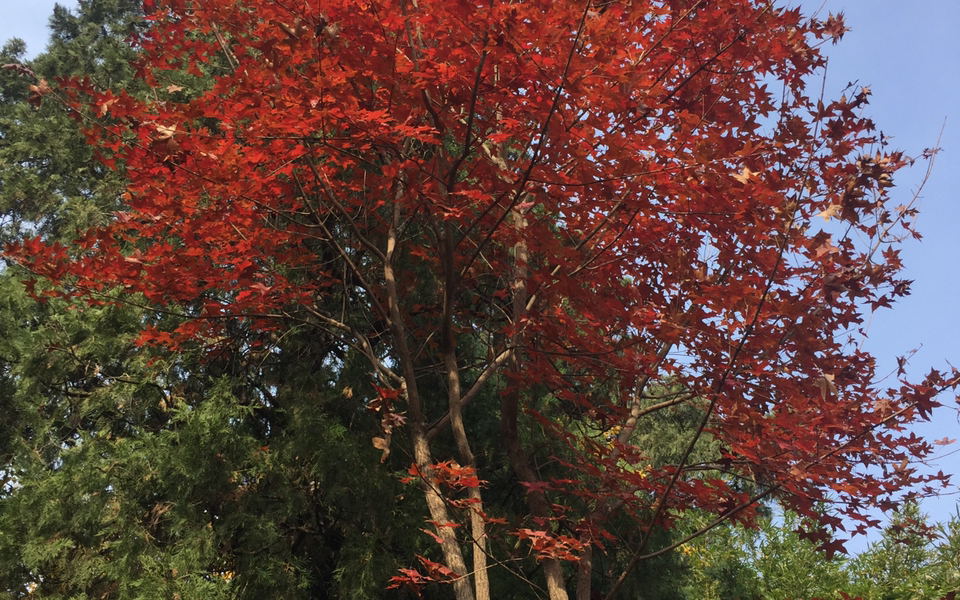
left=426, top=345, right=516, bottom=441
left=297, top=304, right=401, bottom=384
left=301, top=147, right=389, bottom=264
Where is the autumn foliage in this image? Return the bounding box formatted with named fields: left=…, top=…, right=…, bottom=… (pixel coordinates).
left=9, top=0, right=957, bottom=598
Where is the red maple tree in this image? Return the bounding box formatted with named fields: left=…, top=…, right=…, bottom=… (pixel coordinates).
left=10, top=0, right=957, bottom=598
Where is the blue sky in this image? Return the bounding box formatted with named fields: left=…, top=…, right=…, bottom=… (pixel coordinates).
left=3, top=0, right=958, bottom=548
left=2, top=1, right=64, bottom=58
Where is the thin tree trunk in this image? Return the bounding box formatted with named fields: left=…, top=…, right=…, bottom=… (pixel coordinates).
left=502, top=385, right=570, bottom=600
left=385, top=198, right=475, bottom=600
left=576, top=544, right=593, bottom=600
left=411, top=432, right=476, bottom=600
left=503, top=205, right=570, bottom=600
left=442, top=222, right=490, bottom=600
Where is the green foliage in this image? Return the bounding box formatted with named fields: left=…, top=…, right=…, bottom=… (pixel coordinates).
left=0, top=0, right=145, bottom=243
left=0, top=2, right=425, bottom=597
left=847, top=502, right=959, bottom=600
left=682, top=502, right=960, bottom=600
left=933, top=510, right=960, bottom=594
left=0, top=272, right=426, bottom=598
left=1, top=5, right=162, bottom=594
left=748, top=511, right=849, bottom=599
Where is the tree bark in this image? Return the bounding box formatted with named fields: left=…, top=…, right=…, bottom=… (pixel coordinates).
left=443, top=222, right=490, bottom=600
left=503, top=206, right=570, bottom=600
left=385, top=199, right=475, bottom=600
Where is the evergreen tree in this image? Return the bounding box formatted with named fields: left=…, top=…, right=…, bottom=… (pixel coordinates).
left=848, top=502, right=957, bottom=600
left=0, top=3, right=424, bottom=597
left=0, top=0, right=144, bottom=243
left=931, top=510, right=960, bottom=595
left=681, top=502, right=960, bottom=600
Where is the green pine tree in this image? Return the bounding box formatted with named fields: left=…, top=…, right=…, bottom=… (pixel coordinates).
left=0, top=3, right=425, bottom=598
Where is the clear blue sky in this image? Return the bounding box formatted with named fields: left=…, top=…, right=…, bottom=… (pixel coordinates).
left=3, top=0, right=959, bottom=548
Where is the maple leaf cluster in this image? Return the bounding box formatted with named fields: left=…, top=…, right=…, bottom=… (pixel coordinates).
left=6, top=0, right=955, bottom=598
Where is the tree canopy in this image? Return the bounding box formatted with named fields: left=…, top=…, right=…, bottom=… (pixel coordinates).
left=3, top=0, right=957, bottom=598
